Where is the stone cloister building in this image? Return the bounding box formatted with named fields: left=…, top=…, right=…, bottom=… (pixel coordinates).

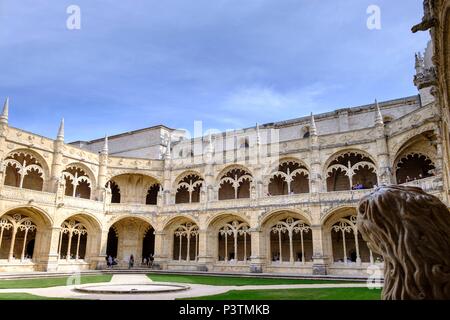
left=1, top=4, right=449, bottom=276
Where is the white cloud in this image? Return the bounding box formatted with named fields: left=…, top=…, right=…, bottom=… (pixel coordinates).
left=222, top=84, right=327, bottom=115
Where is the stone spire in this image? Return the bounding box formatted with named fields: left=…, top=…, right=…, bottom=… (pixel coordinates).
left=310, top=113, right=317, bottom=136
left=375, top=99, right=384, bottom=126
left=57, top=118, right=65, bottom=141
left=207, top=132, right=214, bottom=153
left=415, top=52, right=425, bottom=74
left=101, top=135, right=109, bottom=154
left=0, top=97, right=9, bottom=125
left=165, top=133, right=172, bottom=159
left=256, top=123, right=261, bottom=145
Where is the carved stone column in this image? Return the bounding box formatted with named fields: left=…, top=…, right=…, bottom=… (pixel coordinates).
left=311, top=225, right=329, bottom=275
left=153, top=230, right=168, bottom=270
left=249, top=228, right=266, bottom=273
left=43, top=226, right=62, bottom=272
left=375, top=126, right=392, bottom=185
left=196, top=229, right=214, bottom=271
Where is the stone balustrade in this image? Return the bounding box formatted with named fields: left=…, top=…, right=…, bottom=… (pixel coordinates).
left=0, top=175, right=444, bottom=216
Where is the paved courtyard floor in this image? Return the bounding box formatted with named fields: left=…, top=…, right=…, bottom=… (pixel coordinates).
left=0, top=274, right=372, bottom=300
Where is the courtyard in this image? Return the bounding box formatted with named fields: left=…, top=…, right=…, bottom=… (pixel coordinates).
left=0, top=272, right=381, bottom=300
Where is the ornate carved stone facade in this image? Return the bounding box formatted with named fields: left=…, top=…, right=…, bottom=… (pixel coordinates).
left=0, top=2, right=448, bottom=276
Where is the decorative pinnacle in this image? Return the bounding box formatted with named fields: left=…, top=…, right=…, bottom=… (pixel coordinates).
left=256, top=123, right=261, bottom=144
left=165, top=133, right=172, bottom=159
left=57, top=118, right=65, bottom=141
left=0, top=97, right=9, bottom=124
left=375, top=99, right=384, bottom=126
left=310, top=113, right=317, bottom=136
left=101, top=135, right=109, bottom=154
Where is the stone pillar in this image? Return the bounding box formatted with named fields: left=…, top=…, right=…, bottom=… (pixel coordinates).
left=153, top=230, right=168, bottom=270
left=97, top=153, right=108, bottom=201
left=93, top=230, right=109, bottom=269
left=311, top=225, right=329, bottom=275
left=249, top=228, right=265, bottom=273
left=50, top=139, right=64, bottom=193
left=375, top=126, right=392, bottom=185
left=43, top=227, right=62, bottom=272
left=309, top=133, right=322, bottom=193
left=196, top=229, right=214, bottom=271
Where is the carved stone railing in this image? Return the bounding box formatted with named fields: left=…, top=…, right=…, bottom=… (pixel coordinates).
left=0, top=175, right=443, bottom=215
left=399, top=176, right=442, bottom=193
left=0, top=186, right=56, bottom=205
left=63, top=196, right=104, bottom=211
left=317, top=189, right=372, bottom=203
left=107, top=203, right=157, bottom=214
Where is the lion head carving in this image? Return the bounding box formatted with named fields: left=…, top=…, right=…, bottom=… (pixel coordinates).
left=357, top=185, right=450, bottom=300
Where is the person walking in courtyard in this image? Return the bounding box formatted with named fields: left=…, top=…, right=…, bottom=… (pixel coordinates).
left=107, top=255, right=113, bottom=269
left=149, top=254, right=154, bottom=268
left=128, top=254, right=134, bottom=269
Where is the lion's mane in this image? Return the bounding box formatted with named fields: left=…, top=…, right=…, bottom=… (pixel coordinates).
left=357, top=185, right=450, bottom=300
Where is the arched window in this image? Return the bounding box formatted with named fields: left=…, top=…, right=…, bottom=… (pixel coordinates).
left=146, top=184, right=160, bottom=205
left=218, top=168, right=252, bottom=200
left=326, top=152, right=377, bottom=191
left=106, top=181, right=121, bottom=203
left=173, top=222, right=199, bottom=262
left=175, top=174, right=203, bottom=204
left=268, top=161, right=309, bottom=195
left=270, top=217, right=312, bottom=264
left=3, top=152, right=44, bottom=191
left=218, top=220, right=250, bottom=263
left=331, top=215, right=382, bottom=264
left=62, top=166, right=91, bottom=199
left=0, top=214, right=37, bottom=261
left=58, top=220, right=88, bottom=261
left=396, top=153, right=435, bottom=184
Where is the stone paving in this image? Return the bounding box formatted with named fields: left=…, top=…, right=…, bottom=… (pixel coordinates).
left=0, top=274, right=373, bottom=300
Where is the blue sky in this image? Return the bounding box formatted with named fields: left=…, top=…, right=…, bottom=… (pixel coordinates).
left=0, top=0, right=429, bottom=142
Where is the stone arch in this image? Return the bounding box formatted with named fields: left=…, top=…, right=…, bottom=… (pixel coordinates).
left=321, top=206, right=380, bottom=265
left=324, top=149, right=378, bottom=191
left=266, top=157, right=310, bottom=176
left=206, top=213, right=251, bottom=263
left=106, top=173, right=161, bottom=205
left=56, top=213, right=102, bottom=263
left=323, top=149, right=377, bottom=172
left=217, top=165, right=253, bottom=200
left=161, top=215, right=200, bottom=262
left=106, top=215, right=155, bottom=231
left=105, top=215, right=155, bottom=265
left=206, top=212, right=251, bottom=230
left=261, top=210, right=313, bottom=265
left=173, top=171, right=203, bottom=204
left=3, top=149, right=50, bottom=191
left=161, top=215, right=200, bottom=232
left=106, top=170, right=162, bottom=184
left=392, top=131, right=437, bottom=184
left=215, top=164, right=254, bottom=184
left=173, top=170, right=204, bottom=189
left=390, top=124, right=437, bottom=157
left=260, top=208, right=312, bottom=228
left=267, top=159, right=310, bottom=195
left=62, top=163, right=96, bottom=199
left=3, top=149, right=51, bottom=181
left=0, top=206, right=53, bottom=265
left=64, top=162, right=97, bottom=189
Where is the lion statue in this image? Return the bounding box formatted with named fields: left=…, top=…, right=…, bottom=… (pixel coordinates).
left=357, top=185, right=450, bottom=300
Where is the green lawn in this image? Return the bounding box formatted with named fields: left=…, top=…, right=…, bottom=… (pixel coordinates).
left=147, top=274, right=359, bottom=286
left=181, top=287, right=382, bottom=300
left=0, top=275, right=112, bottom=289
left=0, top=293, right=73, bottom=300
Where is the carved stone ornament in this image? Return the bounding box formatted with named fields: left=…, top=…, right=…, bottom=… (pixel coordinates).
left=357, top=185, right=450, bottom=300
